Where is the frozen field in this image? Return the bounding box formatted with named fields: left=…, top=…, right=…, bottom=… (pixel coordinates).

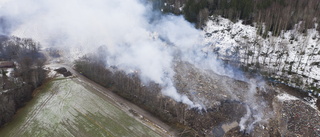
left=0, top=77, right=165, bottom=137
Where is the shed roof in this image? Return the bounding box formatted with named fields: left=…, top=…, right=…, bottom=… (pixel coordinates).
left=0, top=61, right=15, bottom=68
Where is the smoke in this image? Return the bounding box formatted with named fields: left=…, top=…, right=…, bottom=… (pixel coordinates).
left=239, top=105, right=251, bottom=131
left=238, top=79, right=271, bottom=133
left=0, top=0, right=205, bottom=108
left=0, top=0, right=269, bottom=129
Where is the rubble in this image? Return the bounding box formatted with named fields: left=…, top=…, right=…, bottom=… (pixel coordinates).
left=173, top=61, right=320, bottom=136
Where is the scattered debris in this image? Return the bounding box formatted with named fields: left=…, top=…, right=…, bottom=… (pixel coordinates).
left=54, top=67, right=72, bottom=77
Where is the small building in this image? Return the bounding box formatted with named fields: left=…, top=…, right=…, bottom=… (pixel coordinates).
left=0, top=61, right=15, bottom=68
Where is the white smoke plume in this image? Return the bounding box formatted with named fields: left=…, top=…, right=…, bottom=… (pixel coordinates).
left=0, top=0, right=270, bottom=129
left=239, top=79, right=270, bottom=133
left=0, top=0, right=205, bottom=108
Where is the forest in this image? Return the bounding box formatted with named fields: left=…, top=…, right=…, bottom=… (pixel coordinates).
left=0, top=36, right=46, bottom=127
left=158, top=0, right=320, bottom=36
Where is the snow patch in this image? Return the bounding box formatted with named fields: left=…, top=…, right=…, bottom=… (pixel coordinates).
left=6, top=68, right=14, bottom=77
left=276, top=93, right=299, bottom=102
left=203, top=16, right=320, bottom=92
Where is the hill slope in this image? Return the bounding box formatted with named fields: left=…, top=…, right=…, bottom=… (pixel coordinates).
left=0, top=67, right=172, bottom=137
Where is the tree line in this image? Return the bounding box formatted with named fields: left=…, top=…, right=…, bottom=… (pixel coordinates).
left=0, top=36, right=46, bottom=87
left=0, top=36, right=46, bottom=127
left=158, top=0, right=320, bottom=36
left=74, top=52, right=281, bottom=136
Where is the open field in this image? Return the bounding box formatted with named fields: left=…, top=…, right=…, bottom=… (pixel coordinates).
left=0, top=76, right=166, bottom=137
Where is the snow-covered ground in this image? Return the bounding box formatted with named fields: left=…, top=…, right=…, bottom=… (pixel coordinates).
left=203, top=16, right=320, bottom=95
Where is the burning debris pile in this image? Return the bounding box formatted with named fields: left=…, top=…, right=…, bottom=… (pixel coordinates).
left=275, top=99, right=320, bottom=136
left=173, top=61, right=273, bottom=136
left=172, top=61, right=320, bottom=136
left=174, top=58, right=320, bottom=136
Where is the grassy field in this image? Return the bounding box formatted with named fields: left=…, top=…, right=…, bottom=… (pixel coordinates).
left=0, top=77, right=162, bottom=137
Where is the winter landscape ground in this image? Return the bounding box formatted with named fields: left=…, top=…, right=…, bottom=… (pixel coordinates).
left=0, top=66, right=172, bottom=137
left=203, top=16, right=320, bottom=95
left=0, top=0, right=320, bottom=136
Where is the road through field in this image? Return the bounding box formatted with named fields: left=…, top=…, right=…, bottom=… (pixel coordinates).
left=0, top=63, right=175, bottom=137
left=57, top=63, right=176, bottom=135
